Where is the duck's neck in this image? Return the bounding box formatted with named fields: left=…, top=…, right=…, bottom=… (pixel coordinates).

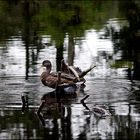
left=42, top=66, right=51, bottom=73
left=41, top=67, right=51, bottom=86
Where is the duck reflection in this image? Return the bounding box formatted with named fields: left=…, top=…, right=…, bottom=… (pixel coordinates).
left=36, top=88, right=81, bottom=140
left=37, top=82, right=84, bottom=126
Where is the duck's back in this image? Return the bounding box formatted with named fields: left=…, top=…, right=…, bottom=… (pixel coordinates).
left=41, top=71, right=77, bottom=88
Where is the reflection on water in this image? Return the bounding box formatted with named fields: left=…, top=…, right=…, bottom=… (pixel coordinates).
left=1, top=78, right=140, bottom=139
left=0, top=1, right=140, bottom=140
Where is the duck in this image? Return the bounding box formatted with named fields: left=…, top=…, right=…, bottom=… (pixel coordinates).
left=40, top=59, right=96, bottom=89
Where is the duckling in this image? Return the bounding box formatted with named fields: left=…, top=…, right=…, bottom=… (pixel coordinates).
left=92, top=105, right=111, bottom=118
left=40, top=60, right=96, bottom=89
left=81, top=95, right=111, bottom=118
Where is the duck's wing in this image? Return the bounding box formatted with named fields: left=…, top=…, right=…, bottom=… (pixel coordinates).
left=61, top=60, right=80, bottom=80
left=68, top=66, right=81, bottom=81
left=42, top=75, right=58, bottom=88
left=61, top=59, right=96, bottom=78
left=50, top=72, right=76, bottom=81
left=42, top=72, right=76, bottom=88
left=79, top=65, right=96, bottom=78
left=61, top=59, right=70, bottom=74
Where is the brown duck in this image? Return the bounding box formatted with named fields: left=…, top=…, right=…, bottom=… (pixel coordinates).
left=40, top=59, right=96, bottom=89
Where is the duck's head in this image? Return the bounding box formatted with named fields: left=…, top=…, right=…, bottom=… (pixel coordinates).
left=42, top=60, right=52, bottom=73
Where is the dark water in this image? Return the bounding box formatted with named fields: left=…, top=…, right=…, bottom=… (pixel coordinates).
left=0, top=1, right=140, bottom=140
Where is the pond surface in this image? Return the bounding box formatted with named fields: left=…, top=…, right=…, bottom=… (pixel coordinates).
left=0, top=1, right=140, bottom=140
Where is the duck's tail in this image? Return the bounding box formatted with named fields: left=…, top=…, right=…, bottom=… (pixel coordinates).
left=79, top=65, right=96, bottom=78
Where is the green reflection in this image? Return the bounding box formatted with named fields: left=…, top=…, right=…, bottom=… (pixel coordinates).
left=0, top=109, right=43, bottom=139
left=105, top=1, right=140, bottom=80
left=0, top=0, right=121, bottom=74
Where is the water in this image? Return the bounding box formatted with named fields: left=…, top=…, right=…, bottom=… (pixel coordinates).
left=0, top=1, right=140, bottom=140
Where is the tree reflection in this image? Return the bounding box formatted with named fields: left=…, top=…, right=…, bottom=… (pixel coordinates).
left=105, top=1, right=140, bottom=80
left=0, top=0, right=120, bottom=77
left=119, top=1, right=140, bottom=80
left=36, top=0, right=117, bottom=70
left=22, top=1, right=42, bottom=79
left=68, top=34, right=75, bottom=66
